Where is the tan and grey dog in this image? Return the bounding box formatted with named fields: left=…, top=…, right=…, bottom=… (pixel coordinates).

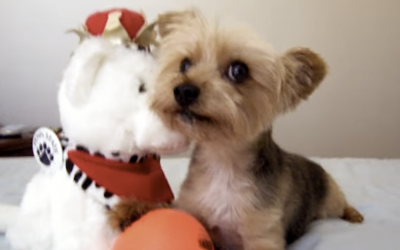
left=112, top=9, right=364, bottom=250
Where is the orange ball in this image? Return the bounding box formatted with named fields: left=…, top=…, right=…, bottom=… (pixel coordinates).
left=112, top=208, right=214, bottom=250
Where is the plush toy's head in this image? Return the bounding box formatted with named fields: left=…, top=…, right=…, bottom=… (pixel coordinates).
left=58, top=9, right=189, bottom=158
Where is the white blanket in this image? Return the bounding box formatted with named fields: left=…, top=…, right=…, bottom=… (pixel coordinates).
left=1, top=157, right=399, bottom=250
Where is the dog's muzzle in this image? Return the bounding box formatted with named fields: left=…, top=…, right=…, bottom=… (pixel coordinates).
left=174, top=83, right=200, bottom=107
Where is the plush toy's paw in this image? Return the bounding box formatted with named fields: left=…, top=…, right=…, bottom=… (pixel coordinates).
left=108, top=198, right=170, bottom=231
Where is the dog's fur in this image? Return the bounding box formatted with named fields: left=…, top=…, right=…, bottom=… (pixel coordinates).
left=148, top=10, right=363, bottom=250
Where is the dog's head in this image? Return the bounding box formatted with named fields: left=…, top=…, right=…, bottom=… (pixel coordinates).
left=150, top=10, right=327, bottom=144
left=58, top=37, right=188, bottom=155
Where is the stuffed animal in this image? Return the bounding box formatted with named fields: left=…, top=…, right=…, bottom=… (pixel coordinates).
left=6, top=8, right=188, bottom=250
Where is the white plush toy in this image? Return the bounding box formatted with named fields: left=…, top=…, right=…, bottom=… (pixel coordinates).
left=6, top=8, right=188, bottom=250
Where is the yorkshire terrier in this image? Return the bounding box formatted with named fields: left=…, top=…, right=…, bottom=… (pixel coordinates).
left=147, top=9, right=364, bottom=250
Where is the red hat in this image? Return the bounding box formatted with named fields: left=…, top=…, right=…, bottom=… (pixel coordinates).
left=85, top=8, right=145, bottom=41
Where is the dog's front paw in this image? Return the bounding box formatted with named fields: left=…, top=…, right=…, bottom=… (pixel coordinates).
left=107, top=198, right=170, bottom=231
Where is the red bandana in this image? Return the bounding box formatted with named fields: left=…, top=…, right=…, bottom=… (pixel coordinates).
left=67, top=150, right=174, bottom=203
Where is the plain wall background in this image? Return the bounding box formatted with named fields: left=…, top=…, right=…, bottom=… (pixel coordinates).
left=0, top=0, right=399, bottom=158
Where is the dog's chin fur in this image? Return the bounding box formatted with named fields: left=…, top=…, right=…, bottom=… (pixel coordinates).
left=58, top=37, right=189, bottom=156
left=148, top=9, right=363, bottom=250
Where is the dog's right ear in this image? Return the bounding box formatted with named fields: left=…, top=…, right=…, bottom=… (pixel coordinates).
left=157, top=9, right=202, bottom=38
left=61, top=46, right=107, bottom=106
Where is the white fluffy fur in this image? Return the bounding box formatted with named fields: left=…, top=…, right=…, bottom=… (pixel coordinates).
left=7, top=169, right=116, bottom=250
left=59, top=38, right=188, bottom=156
left=6, top=37, right=188, bottom=250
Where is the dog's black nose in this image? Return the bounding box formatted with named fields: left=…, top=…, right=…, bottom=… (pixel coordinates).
left=174, top=83, right=200, bottom=107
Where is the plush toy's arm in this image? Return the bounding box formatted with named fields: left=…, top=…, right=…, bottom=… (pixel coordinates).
left=6, top=171, right=54, bottom=250
left=0, top=204, right=19, bottom=233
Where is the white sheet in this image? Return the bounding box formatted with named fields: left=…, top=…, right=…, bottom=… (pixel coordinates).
left=289, top=158, right=400, bottom=249
left=1, top=157, right=399, bottom=250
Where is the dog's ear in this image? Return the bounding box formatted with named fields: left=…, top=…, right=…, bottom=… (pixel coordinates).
left=135, top=21, right=158, bottom=47
left=278, top=47, right=327, bottom=112
left=62, top=49, right=107, bottom=106
left=157, top=9, right=202, bottom=38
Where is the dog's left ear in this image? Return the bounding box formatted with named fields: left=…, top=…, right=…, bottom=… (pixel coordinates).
left=278, top=47, right=327, bottom=113
left=157, top=9, right=202, bottom=38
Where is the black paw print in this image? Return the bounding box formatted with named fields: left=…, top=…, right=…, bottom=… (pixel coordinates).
left=37, top=143, right=53, bottom=166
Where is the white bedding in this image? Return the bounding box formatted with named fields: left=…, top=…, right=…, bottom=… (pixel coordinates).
left=1, top=157, right=399, bottom=250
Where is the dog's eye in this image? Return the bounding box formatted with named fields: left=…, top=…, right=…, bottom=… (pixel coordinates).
left=226, top=61, right=249, bottom=83
left=139, top=82, right=146, bottom=93
left=180, top=58, right=192, bottom=73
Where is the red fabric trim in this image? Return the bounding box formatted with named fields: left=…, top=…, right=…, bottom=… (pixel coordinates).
left=67, top=150, right=174, bottom=203
left=85, top=8, right=145, bottom=40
